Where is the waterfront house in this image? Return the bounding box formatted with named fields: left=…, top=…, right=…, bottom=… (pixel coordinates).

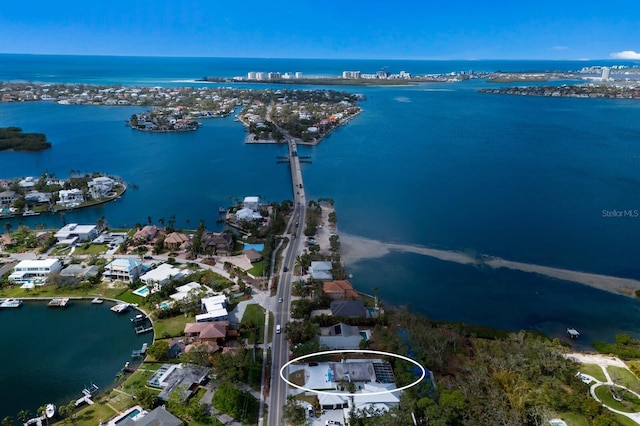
left=133, top=225, right=158, bottom=243
left=87, top=176, right=115, bottom=199
left=330, top=300, right=368, bottom=318
left=146, top=364, right=208, bottom=403
left=184, top=320, right=229, bottom=345
left=54, top=223, right=98, bottom=244
left=310, top=261, right=333, bottom=280
left=0, top=190, right=17, bottom=208
left=244, top=248, right=263, bottom=263
left=163, top=232, right=190, bottom=250
left=9, top=258, right=62, bottom=285
left=323, top=280, right=360, bottom=300
left=104, top=258, right=144, bottom=283
left=200, top=232, right=233, bottom=255
left=139, top=263, right=185, bottom=290
left=113, top=406, right=181, bottom=426
left=59, top=264, right=99, bottom=284
left=57, top=188, right=84, bottom=207
left=18, top=176, right=36, bottom=190
left=24, top=190, right=52, bottom=204
left=243, top=196, right=260, bottom=211
left=170, top=282, right=212, bottom=302
left=234, top=207, right=263, bottom=222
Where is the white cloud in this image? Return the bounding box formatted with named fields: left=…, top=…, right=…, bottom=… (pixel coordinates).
left=610, top=50, right=640, bottom=60
left=552, top=46, right=568, bottom=50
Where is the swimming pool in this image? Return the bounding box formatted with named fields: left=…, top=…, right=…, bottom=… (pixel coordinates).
left=110, top=406, right=147, bottom=425
left=243, top=243, right=264, bottom=252
left=132, top=286, right=150, bottom=297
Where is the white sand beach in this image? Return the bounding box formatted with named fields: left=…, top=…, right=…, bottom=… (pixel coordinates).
left=340, top=234, right=640, bottom=297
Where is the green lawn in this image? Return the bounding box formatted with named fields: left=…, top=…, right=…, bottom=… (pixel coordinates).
left=608, top=366, right=640, bottom=394
left=594, top=385, right=640, bottom=413
left=557, top=412, right=590, bottom=426
left=72, top=243, right=109, bottom=255
left=240, top=303, right=266, bottom=344
left=154, top=313, right=194, bottom=338
left=116, top=289, right=146, bottom=304
left=53, top=404, right=116, bottom=426
left=578, top=363, right=607, bottom=382
left=247, top=260, right=265, bottom=277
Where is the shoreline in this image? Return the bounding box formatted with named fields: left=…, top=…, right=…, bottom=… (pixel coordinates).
left=340, top=233, right=640, bottom=297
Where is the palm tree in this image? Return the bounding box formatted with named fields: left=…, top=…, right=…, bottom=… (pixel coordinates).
left=4, top=222, right=11, bottom=235
left=158, top=217, right=165, bottom=228
left=16, top=409, right=30, bottom=424
left=2, top=416, right=13, bottom=426
left=147, top=216, right=152, bottom=226
left=372, top=285, right=380, bottom=309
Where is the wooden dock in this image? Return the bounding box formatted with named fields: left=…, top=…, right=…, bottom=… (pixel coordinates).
left=134, top=325, right=153, bottom=335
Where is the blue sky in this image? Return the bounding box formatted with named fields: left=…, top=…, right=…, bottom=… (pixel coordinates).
left=1, top=0, right=639, bottom=60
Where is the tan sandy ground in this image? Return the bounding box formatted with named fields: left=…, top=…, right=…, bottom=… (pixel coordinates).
left=340, top=234, right=640, bottom=297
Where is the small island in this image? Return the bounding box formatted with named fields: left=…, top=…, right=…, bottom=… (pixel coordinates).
left=0, top=127, right=51, bottom=152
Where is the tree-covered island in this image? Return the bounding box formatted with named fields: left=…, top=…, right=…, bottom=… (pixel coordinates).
left=0, top=127, right=51, bottom=151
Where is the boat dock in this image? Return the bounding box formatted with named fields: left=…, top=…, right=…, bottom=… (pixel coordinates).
left=23, top=415, right=45, bottom=426
left=130, top=313, right=147, bottom=323
left=75, top=383, right=98, bottom=406
left=131, top=342, right=148, bottom=358
left=567, top=327, right=580, bottom=339
left=134, top=325, right=153, bottom=335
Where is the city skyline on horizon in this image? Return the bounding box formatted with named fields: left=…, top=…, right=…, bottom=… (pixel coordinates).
left=1, top=1, right=639, bottom=61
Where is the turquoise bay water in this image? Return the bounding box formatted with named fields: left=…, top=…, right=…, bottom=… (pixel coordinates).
left=1, top=58, right=640, bottom=407
left=0, top=301, right=152, bottom=418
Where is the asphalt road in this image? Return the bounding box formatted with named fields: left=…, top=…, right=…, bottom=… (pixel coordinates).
left=267, top=138, right=307, bottom=425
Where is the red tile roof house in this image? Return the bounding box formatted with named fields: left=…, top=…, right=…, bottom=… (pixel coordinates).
left=323, top=280, right=360, bottom=300
left=164, top=232, right=190, bottom=250
left=184, top=321, right=229, bottom=346
left=133, top=225, right=158, bottom=243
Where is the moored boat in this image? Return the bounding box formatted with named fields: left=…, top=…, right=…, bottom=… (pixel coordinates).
left=48, top=297, right=70, bottom=307
left=111, top=302, right=130, bottom=313
left=0, top=298, right=23, bottom=308
left=91, top=297, right=104, bottom=304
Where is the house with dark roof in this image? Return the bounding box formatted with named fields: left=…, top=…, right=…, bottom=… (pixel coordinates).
left=133, top=225, right=158, bottom=242
left=116, top=406, right=181, bottom=426
left=319, top=322, right=366, bottom=350
left=244, top=248, right=263, bottom=263
left=200, top=232, right=233, bottom=255
left=330, top=300, right=368, bottom=318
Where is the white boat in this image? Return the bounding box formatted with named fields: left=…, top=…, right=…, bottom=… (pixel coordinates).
left=45, top=403, right=56, bottom=418
left=91, top=297, right=104, bottom=304
left=22, top=209, right=41, bottom=216
left=110, top=302, right=130, bottom=313
left=0, top=298, right=23, bottom=308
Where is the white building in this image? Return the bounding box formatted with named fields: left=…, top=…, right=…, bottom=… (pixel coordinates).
left=87, top=176, right=116, bottom=199
left=243, top=196, right=260, bottom=211
left=196, top=294, right=228, bottom=322
left=57, top=188, right=85, bottom=207
left=602, top=67, right=611, bottom=81
left=140, top=263, right=185, bottom=290
left=104, top=258, right=144, bottom=283
left=54, top=223, right=98, bottom=244
left=247, top=72, right=256, bottom=80
left=18, top=176, right=36, bottom=190
left=235, top=207, right=263, bottom=222
left=170, top=282, right=212, bottom=302
left=9, top=259, right=62, bottom=285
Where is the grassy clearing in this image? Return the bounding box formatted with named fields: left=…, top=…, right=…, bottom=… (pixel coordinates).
left=240, top=303, right=266, bottom=344
left=116, top=289, right=145, bottom=304
left=154, top=313, right=194, bottom=338
left=56, top=404, right=116, bottom=426
left=556, top=413, right=590, bottom=426
left=289, top=369, right=306, bottom=387
left=594, top=385, right=640, bottom=413
left=72, top=243, right=109, bottom=255
left=608, top=366, right=640, bottom=393
left=247, top=260, right=265, bottom=277
left=578, top=363, right=607, bottom=382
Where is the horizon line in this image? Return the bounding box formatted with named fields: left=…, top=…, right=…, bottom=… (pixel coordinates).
left=1, top=52, right=637, bottom=62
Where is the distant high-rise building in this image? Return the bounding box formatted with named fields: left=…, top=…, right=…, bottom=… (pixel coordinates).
left=255, top=72, right=267, bottom=81
left=247, top=72, right=256, bottom=80
left=295, top=72, right=303, bottom=79
left=601, top=67, right=611, bottom=81
left=268, top=72, right=281, bottom=80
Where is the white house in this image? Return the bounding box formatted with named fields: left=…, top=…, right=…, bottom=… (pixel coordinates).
left=54, top=223, right=98, bottom=244
left=243, top=196, right=260, bottom=211
left=196, top=294, right=228, bottom=322
left=57, top=188, right=85, bottom=207
left=18, top=176, right=36, bottom=190
left=104, top=258, right=144, bottom=282
left=9, top=259, right=62, bottom=285
left=140, top=263, right=185, bottom=290
left=170, top=282, right=212, bottom=302
left=87, top=176, right=115, bottom=199
left=235, top=207, right=263, bottom=222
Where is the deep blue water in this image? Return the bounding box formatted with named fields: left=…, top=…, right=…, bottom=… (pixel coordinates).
left=0, top=301, right=152, bottom=418
left=1, top=55, right=640, bottom=345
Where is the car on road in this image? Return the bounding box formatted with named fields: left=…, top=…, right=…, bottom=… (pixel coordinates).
left=283, top=266, right=289, bottom=272
left=276, top=324, right=281, bottom=334
left=325, top=421, right=342, bottom=426
left=278, top=297, right=283, bottom=303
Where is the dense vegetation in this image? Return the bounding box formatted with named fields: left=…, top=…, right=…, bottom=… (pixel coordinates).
left=0, top=127, right=51, bottom=151
left=350, top=310, right=625, bottom=425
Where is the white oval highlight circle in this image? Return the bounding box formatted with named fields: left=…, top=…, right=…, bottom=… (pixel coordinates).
left=279, top=349, right=426, bottom=396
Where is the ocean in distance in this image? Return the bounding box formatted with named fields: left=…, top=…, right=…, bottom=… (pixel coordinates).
left=1, top=55, right=640, bottom=345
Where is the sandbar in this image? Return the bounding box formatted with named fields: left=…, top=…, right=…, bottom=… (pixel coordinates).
left=340, top=234, right=640, bottom=297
